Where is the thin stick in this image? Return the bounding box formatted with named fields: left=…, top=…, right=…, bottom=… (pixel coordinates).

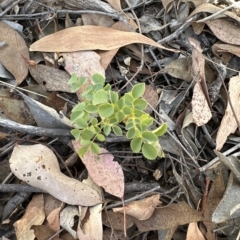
left=197, top=2, right=240, bottom=23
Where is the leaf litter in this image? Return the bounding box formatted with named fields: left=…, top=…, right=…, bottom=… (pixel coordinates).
left=2, top=0, right=240, bottom=239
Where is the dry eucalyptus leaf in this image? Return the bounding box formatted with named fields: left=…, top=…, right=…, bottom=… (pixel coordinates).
left=132, top=202, right=202, bottom=231
left=0, top=21, right=29, bottom=84
left=211, top=43, right=233, bottom=65
left=212, top=43, right=240, bottom=58
left=82, top=13, right=114, bottom=27
left=203, top=171, right=225, bottom=240
left=63, top=51, right=105, bottom=96
left=189, top=37, right=212, bottom=126
left=72, top=141, right=124, bottom=199
left=19, top=91, right=72, bottom=129
left=32, top=225, right=59, bottom=240
left=9, top=144, right=102, bottom=206
left=14, top=194, right=45, bottom=240
left=142, top=84, right=159, bottom=113
left=64, top=0, right=115, bottom=13
left=188, top=3, right=240, bottom=22
left=106, top=0, right=122, bottom=11
left=77, top=177, right=102, bottom=240
left=160, top=57, right=193, bottom=82
left=206, top=19, right=240, bottom=46
left=47, top=205, right=63, bottom=232
left=186, top=222, right=205, bottom=240
left=216, top=73, right=240, bottom=150
left=29, top=65, right=71, bottom=92
left=113, top=194, right=161, bottom=220
left=192, top=82, right=212, bottom=126
left=212, top=173, right=240, bottom=223
left=102, top=211, right=134, bottom=230
left=139, top=15, right=163, bottom=33
left=29, top=25, right=178, bottom=53
left=98, top=21, right=132, bottom=70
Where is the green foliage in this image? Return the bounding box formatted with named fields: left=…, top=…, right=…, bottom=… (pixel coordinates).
left=68, top=74, right=167, bottom=160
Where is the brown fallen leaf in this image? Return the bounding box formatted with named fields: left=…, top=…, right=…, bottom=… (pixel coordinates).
left=29, top=65, right=71, bottom=92
left=113, top=194, right=161, bottom=220
left=47, top=204, right=63, bottom=232
left=32, top=225, right=60, bottom=240
left=188, top=3, right=240, bottom=22
left=102, top=211, right=134, bottom=231
left=9, top=144, right=102, bottom=206
left=189, top=37, right=212, bottom=126
left=192, top=82, right=212, bottom=126
left=142, top=84, right=159, bottom=113
left=14, top=194, right=45, bottom=240
left=82, top=13, right=114, bottom=27
left=29, top=25, right=178, bottom=53
left=77, top=177, right=102, bottom=240
left=216, top=73, right=240, bottom=150
left=62, top=51, right=105, bottom=97
left=64, top=0, right=115, bottom=13
left=206, top=19, right=240, bottom=46
left=99, top=21, right=132, bottom=70
left=160, top=57, right=193, bottom=82
left=106, top=0, right=122, bottom=11
left=0, top=89, right=34, bottom=125
left=72, top=140, right=124, bottom=198
left=0, top=21, right=29, bottom=84
left=132, top=202, right=202, bottom=232
left=203, top=172, right=225, bottom=240
left=186, top=222, right=205, bottom=240
left=213, top=43, right=240, bottom=58
left=211, top=42, right=233, bottom=64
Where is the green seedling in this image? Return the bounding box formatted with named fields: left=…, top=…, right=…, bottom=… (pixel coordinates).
left=68, top=73, right=167, bottom=160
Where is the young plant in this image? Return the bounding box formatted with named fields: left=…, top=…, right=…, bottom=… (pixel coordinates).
left=68, top=73, right=167, bottom=160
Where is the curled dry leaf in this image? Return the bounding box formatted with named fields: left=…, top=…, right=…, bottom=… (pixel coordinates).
left=9, top=144, right=102, bottom=206
left=72, top=140, right=124, bottom=199
left=216, top=73, right=240, bottom=150
left=29, top=25, right=178, bottom=53
left=186, top=222, right=205, bottom=240
left=60, top=206, right=78, bottom=239
left=0, top=21, right=29, bottom=84
left=113, top=194, right=161, bottom=220
left=14, top=194, right=45, bottom=240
